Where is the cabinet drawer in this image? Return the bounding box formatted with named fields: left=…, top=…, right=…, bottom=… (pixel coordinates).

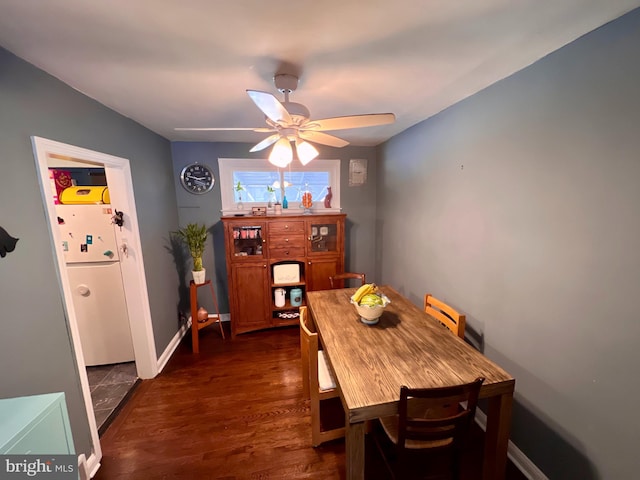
left=269, top=221, right=305, bottom=235
left=269, top=246, right=305, bottom=258
left=269, top=233, right=305, bottom=249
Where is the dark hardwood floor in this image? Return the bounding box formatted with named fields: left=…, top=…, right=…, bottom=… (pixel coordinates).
left=95, top=324, right=527, bottom=479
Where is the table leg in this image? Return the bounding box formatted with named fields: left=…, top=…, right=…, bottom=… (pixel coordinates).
left=483, top=392, right=513, bottom=480
left=345, top=420, right=366, bottom=480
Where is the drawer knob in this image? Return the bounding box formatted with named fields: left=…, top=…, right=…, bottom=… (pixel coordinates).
left=285, top=238, right=289, bottom=242
left=285, top=251, right=289, bottom=255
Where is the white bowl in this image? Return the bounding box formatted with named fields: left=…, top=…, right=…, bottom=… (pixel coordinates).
left=351, top=294, right=391, bottom=325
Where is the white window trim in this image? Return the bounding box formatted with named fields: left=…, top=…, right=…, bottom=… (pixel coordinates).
left=218, top=158, right=341, bottom=216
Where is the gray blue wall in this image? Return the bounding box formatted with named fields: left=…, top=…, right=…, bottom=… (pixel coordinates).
left=4, top=6, right=639, bottom=476
left=377, top=9, right=640, bottom=479
left=0, top=47, right=180, bottom=457
left=170, top=142, right=378, bottom=314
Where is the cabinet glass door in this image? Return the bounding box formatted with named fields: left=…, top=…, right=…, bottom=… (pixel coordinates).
left=308, top=222, right=339, bottom=254
left=231, top=223, right=266, bottom=258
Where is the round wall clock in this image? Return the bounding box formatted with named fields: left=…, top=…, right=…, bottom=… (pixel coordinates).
left=180, top=163, right=215, bottom=194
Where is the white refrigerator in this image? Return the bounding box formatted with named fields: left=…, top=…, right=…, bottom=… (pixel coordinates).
left=55, top=204, right=135, bottom=366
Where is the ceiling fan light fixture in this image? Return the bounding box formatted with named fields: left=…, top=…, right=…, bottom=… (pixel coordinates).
left=177, top=74, right=396, bottom=159
left=269, top=137, right=293, bottom=168
left=295, top=138, right=319, bottom=166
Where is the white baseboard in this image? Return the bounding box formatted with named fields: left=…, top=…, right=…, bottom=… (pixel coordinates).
left=474, top=409, right=548, bottom=480
left=80, top=451, right=100, bottom=479
left=156, top=320, right=191, bottom=373
left=156, top=313, right=231, bottom=374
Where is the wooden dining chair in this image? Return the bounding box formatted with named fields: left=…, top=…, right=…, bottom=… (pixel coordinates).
left=328, top=272, right=366, bottom=289
left=373, top=377, right=485, bottom=480
left=299, top=306, right=345, bottom=446
left=424, top=294, right=466, bottom=339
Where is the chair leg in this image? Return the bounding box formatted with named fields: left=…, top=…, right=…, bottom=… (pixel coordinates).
left=311, top=398, right=321, bottom=447
left=370, top=421, right=396, bottom=479
left=451, top=450, right=461, bottom=480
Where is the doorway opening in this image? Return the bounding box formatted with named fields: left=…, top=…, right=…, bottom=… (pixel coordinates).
left=32, top=137, right=158, bottom=478
left=87, top=361, right=139, bottom=434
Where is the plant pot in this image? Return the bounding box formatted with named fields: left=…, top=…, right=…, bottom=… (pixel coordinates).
left=192, top=268, right=206, bottom=285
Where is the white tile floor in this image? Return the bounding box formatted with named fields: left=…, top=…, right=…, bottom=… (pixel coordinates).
left=86, top=361, right=138, bottom=433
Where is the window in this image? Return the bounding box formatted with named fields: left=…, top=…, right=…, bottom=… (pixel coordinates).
left=218, top=158, right=340, bottom=215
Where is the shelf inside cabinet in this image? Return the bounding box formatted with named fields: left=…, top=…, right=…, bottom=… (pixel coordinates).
left=232, top=238, right=264, bottom=257
left=272, top=300, right=306, bottom=311
left=271, top=277, right=305, bottom=288
left=273, top=309, right=300, bottom=326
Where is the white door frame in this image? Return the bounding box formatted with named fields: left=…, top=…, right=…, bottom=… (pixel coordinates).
left=32, top=136, right=158, bottom=477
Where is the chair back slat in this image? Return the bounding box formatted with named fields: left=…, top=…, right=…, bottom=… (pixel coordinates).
left=329, top=272, right=366, bottom=289
left=424, top=293, right=466, bottom=339
left=396, top=378, right=484, bottom=451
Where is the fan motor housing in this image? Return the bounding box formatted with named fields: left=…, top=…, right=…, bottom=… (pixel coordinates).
left=282, top=102, right=310, bottom=121
left=274, top=73, right=298, bottom=93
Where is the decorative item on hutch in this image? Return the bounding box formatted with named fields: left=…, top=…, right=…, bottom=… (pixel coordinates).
left=266, top=185, right=276, bottom=208
left=235, top=181, right=244, bottom=210
left=301, top=184, right=313, bottom=214
left=290, top=288, right=303, bottom=307
left=274, top=288, right=286, bottom=307
left=324, top=186, right=332, bottom=208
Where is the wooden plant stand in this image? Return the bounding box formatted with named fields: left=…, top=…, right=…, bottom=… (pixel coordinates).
left=189, top=279, right=225, bottom=353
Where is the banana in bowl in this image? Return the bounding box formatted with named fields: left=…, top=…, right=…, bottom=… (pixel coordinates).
left=350, top=283, right=391, bottom=325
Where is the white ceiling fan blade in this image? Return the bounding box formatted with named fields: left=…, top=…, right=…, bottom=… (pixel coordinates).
left=299, top=131, right=349, bottom=148
left=303, top=113, right=395, bottom=131
left=249, top=134, right=281, bottom=153
left=247, top=90, right=292, bottom=124
left=175, top=127, right=274, bottom=132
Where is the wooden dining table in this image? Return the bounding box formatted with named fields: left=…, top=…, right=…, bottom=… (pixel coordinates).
left=306, top=285, right=515, bottom=480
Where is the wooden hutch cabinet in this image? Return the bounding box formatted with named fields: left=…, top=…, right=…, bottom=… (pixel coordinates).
left=222, top=213, right=346, bottom=337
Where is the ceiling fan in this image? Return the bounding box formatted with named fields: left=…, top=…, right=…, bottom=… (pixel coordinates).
left=176, top=74, right=395, bottom=167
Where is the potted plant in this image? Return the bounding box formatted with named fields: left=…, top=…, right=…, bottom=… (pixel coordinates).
left=235, top=181, right=245, bottom=210
left=175, top=223, right=208, bottom=284
left=266, top=185, right=276, bottom=208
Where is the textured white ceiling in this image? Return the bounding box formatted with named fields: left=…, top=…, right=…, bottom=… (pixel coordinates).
left=0, top=0, right=638, bottom=146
